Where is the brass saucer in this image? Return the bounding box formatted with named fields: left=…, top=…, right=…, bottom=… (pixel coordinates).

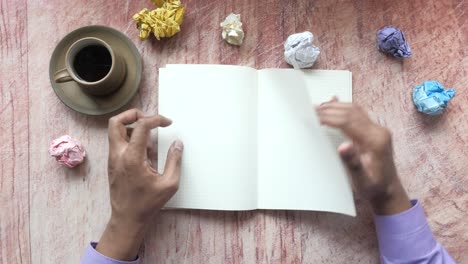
left=49, top=25, right=142, bottom=115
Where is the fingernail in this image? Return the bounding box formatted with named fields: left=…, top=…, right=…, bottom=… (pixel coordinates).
left=173, top=140, right=184, bottom=152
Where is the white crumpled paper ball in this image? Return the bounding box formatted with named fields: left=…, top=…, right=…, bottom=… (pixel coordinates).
left=49, top=135, right=86, bottom=168
left=220, top=13, right=244, bottom=46
left=284, top=31, right=320, bottom=69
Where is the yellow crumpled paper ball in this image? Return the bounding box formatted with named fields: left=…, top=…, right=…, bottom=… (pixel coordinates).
left=133, top=0, right=185, bottom=41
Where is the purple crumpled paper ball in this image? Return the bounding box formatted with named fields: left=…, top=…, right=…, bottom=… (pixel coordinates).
left=377, top=26, right=412, bottom=58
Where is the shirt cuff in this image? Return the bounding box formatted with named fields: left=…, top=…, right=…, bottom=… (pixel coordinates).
left=374, top=199, right=437, bottom=260
left=81, top=242, right=140, bottom=264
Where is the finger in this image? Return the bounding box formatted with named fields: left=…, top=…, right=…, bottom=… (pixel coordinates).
left=323, top=96, right=339, bottom=104
left=317, top=108, right=349, bottom=119
left=318, top=101, right=353, bottom=110
left=338, top=142, right=372, bottom=193
left=316, top=108, right=349, bottom=126
left=337, top=141, right=371, bottom=189
left=108, top=109, right=145, bottom=147
left=129, top=115, right=172, bottom=158
left=325, top=119, right=369, bottom=145
left=126, top=127, right=152, bottom=151
left=317, top=106, right=371, bottom=144
left=338, top=142, right=363, bottom=172
left=315, top=96, right=339, bottom=110
left=162, top=140, right=184, bottom=186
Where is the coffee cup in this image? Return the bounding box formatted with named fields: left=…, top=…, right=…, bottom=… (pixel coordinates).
left=54, top=37, right=126, bottom=96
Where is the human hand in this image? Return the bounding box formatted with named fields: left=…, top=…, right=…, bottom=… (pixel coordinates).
left=96, top=109, right=183, bottom=261
left=316, top=99, right=411, bottom=215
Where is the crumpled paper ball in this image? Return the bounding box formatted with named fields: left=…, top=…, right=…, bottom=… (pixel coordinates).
left=413, top=81, right=456, bottom=115
left=49, top=135, right=86, bottom=168
left=133, top=0, right=185, bottom=41
left=284, top=31, right=320, bottom=69
left=377, top=26, right=412, bottom=58
left=220, top=13, right=244, bottom=46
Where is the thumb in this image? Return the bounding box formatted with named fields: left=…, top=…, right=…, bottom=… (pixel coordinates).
left=163, top=140, right=184, bottom=185
left=338, top=142, right=365, bottom=179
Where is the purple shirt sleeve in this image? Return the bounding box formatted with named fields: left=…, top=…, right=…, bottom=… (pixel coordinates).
left=80, top=242, right=140, bottom=264
left=374, top=200, right=455, bottom=263
left=81, top=200, right=454, bottom=264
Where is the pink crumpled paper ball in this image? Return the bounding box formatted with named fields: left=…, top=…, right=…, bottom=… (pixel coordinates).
left=49, top=135, right=86, bottom=168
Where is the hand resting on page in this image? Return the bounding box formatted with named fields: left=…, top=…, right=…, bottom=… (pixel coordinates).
left=96, top=109, right=184, bottom=261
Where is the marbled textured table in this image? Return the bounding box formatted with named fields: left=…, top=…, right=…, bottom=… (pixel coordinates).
left=1, top=0, right=467, bottom=263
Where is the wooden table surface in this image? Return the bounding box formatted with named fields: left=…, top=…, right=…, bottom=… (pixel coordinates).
left=1, top=0, right=467, bottom=263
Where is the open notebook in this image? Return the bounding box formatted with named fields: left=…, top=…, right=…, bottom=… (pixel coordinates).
left=158, top=64, right=355, bottom=216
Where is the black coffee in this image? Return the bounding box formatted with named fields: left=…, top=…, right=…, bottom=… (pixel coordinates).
left=73, top=45, right=112, bottom=82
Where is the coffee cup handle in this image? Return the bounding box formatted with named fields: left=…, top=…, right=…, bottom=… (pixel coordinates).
left=54, top=68, right=74, bottom=83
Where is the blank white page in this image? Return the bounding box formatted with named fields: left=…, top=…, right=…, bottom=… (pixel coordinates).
left=301, top=70, right=352, bottom=103
left=257, top=69, right=355, bottom=216
left=158, top=65, right=258, bottom=210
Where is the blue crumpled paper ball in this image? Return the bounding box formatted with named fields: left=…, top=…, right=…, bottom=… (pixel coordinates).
left=377, top=26, right=412, bottom=58
left=413, top=81, right=456, bottom=115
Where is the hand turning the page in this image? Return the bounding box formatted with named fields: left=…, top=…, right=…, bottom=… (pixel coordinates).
left=316, top=99, right=455, bottom=263
left=316, top=97, right=411, bottom=215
